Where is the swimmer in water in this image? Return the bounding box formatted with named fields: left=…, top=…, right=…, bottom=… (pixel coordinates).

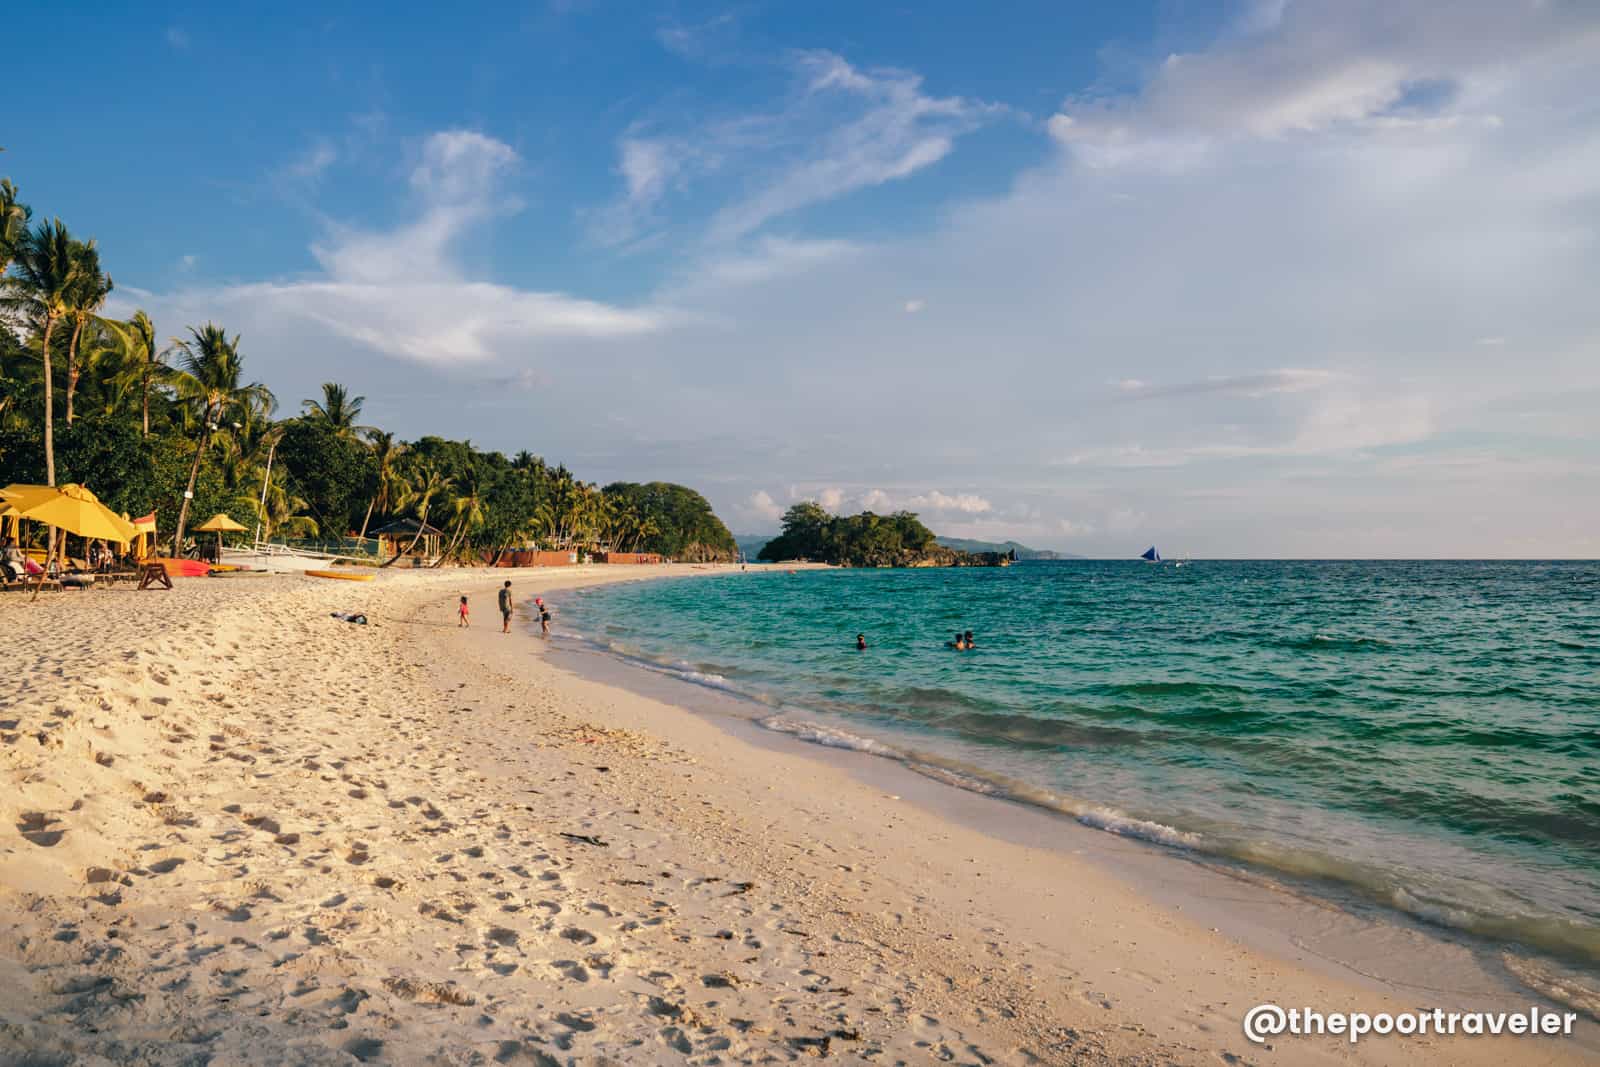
left=948, top=631, right=967, bottom=650
left=856, top=633, right=867, bottom=650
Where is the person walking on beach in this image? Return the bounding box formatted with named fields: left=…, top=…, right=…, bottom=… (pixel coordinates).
left=499, top=580, right=514, bottom=634
left=458, top=595, right=470, bottom=627
left=535, top=597, right=550, bottom=636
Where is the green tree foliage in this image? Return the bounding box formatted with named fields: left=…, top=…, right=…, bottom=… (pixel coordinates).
left=276, top=419, right=375, bottom=537
left=758, top=503, right=947, bottom=567
left=601, top=482, right=738, bottom=561
left=0, top=179, right=30, bottom=276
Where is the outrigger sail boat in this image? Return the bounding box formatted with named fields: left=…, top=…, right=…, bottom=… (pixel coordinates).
left=1140, top=546, right=1160, bottom=563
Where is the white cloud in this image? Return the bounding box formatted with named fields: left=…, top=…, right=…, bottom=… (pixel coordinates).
left=906, top=490, right=992, bottom=514
left=1114, top=369, right=1339, bottom=401
left=1048, top=0, right=1598, bottom=167
left=741, top=490, right=783, bottom=524
left=706, top=52, right=993, bottom=243
left=784, top=487, right=993, bottom=517
left=618, top=137, right=678, bottom=207
left=283, top=141, right=338, bottom=183
left=903, top=299, right=924, bottom=314
left=655, top=11, right=741, bottom=61
left=144, top=130, right=668, bottom=370
left=599, top=50, right=995, bottom=247
left=684, top=237, right=861, bottom=290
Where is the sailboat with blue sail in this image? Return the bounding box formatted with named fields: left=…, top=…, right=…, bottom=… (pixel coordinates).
left=1140, top=546, right=1160, bottom=563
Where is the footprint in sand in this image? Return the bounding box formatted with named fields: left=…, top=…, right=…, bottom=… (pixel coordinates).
left=551, top=959, right=590, bottom=983
left=17, top=811, right=65, bottom=847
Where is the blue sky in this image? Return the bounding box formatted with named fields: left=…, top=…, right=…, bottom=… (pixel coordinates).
left=11, top=1, right=1600, bottom=556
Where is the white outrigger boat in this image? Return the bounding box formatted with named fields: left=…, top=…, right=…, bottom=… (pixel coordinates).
left=219, top=542, right=378, bottom=573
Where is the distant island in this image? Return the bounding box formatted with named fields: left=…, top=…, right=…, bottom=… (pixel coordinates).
left=752, top=504, right=1013, bottom=568
left=739, top=524, right=1077, bottom=565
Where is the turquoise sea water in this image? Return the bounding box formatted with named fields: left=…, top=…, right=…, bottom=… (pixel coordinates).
left=558, top=561, right=1600, bottom=969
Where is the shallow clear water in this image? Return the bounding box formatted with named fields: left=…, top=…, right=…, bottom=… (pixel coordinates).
left=559, top=561, right=1600, bottom=968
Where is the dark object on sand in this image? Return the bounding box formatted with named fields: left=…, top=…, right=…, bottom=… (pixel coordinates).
left=559, top=832, right=607, bottom=847
left=330, top=611, right=368, bottom=625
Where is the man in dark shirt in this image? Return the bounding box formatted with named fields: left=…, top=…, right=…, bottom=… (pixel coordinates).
left=498, top=580, right=513, bottom=634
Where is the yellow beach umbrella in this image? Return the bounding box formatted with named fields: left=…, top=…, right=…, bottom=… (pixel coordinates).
left=0, top=484, right=136, bottom=545
left=195, top=513, right=247, bottom=559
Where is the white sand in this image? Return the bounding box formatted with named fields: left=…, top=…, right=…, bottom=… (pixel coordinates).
left=2, top=565, right=1593, bottom=1065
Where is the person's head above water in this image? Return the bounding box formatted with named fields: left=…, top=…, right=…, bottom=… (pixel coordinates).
left=856, top=633, right=866, bottom=649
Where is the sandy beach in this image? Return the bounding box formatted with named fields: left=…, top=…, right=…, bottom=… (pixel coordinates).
left=2, top=566, right=1594, bottom=1066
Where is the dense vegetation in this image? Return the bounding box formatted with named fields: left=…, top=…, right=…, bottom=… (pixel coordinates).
left=601, top=482, right=736, bottom=561
left=757, top=502, right=1001, bottom=567
left=0, top=177, right=736, bottom=563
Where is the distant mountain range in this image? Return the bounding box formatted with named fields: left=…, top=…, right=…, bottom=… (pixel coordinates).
left=734, top=535, right=776, bottom=562
left=735, top=534, right=1079, bottom=561
left=935, top=537, right=1081, bottom=560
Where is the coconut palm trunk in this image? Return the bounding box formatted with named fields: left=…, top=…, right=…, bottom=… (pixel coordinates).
left=41, top=316, right=58, bottom=485
left=65, top=316, right=84, bottom=423
left=433, top=522, right=466, bottom=567
left=172, top=421, right=212, bottom=557
left=40, top=315, right=60, bottom=571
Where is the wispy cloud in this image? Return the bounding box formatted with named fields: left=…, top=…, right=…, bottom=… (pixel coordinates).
left=656, top=10, right=743, bottom=62
left=282, top=140, right=338, bottom=183
left=595, top=50, right=996, bottom=247
left=165, top=26, right=189, bottom=50
left=1113, top=369, right=1338, bottom=401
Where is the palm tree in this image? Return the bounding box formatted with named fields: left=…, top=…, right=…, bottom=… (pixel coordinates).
left=4, top=219, right=79, bottom=485
left=76, top=318, right=141, bottom=420
left=166, top=324, right=274, bottom=555
left=382, top=459, right=447, bottom=566
left=256, top=467, right=319, bottom=542
left=126, top=311, right=167, bottom=436
left=434, top=467, right=486, bottom=565
left=0, top=179, right=30, bottom=276
left=357, top=431, right=405, bottom=541
left=301, top=381, right=372, bottom=440
left=62, top=240, right=112, bottom=423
